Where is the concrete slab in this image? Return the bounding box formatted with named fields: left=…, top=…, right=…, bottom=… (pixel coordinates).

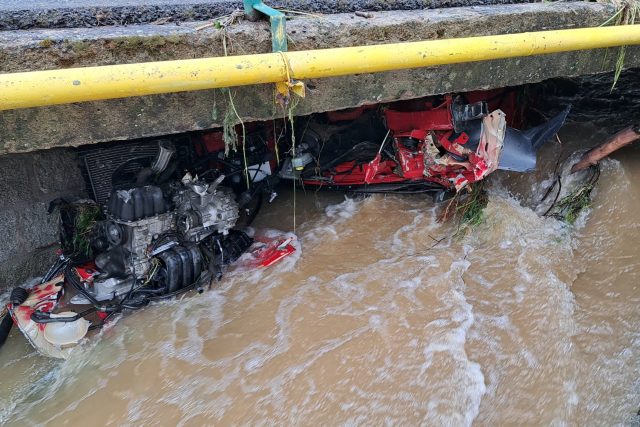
left=0, top=2, right=633, bottom=155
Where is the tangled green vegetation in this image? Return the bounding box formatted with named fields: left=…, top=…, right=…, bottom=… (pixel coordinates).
left=454, top=184, right=489, bottom=238
left=550, top=183, right=595, bottom=224
left=69, top=203, right=102, bottom=259
left=439, top=182, right=489, bottom=238
left=543, top=161, right=601, bottom=225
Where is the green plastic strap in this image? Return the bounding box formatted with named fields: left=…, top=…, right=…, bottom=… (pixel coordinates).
left=243, top=0, right=287, bottom=52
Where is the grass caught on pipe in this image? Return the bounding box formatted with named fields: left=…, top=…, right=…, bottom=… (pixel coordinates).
left=220, top=27, right=250, bottom=189
left=600, top=0, right=640, bottom=89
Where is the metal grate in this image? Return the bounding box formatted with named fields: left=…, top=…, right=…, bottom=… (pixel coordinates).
left=77, top=141, right=160, bottom=205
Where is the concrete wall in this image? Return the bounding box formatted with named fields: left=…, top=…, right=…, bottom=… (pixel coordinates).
left=0, top=149, right=86, bottom=289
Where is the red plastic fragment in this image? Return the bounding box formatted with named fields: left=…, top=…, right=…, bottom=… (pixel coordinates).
left=254, top=237, right=296, bottom=268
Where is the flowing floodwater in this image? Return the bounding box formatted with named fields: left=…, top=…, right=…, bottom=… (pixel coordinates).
left=1, top=83, right=640, bottom=424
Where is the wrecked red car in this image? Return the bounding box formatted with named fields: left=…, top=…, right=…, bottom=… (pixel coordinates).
left=280, top=90, right=569, bottom=199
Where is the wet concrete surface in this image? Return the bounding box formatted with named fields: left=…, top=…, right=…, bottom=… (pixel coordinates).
left=0, top=0, right=532, bottom=30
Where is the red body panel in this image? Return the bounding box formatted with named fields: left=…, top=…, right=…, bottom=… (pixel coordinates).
left=301, top=90, right=516, bottom=191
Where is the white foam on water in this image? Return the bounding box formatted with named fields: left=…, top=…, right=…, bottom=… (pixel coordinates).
left=293, top=196, right=366, bottom=249
left=413, top=259, right=487, bottom=427
left=460, top=189, right=587, bottom=425
left=390, top=212, right=426, bottom=255
left=159, top=290, right=227, bottom=360
left=325, top=196, right=360, bottom=219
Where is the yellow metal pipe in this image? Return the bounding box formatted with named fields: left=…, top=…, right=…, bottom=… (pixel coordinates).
left=1, top=25, right=639, bottom=111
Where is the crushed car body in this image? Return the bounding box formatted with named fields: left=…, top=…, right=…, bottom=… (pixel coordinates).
left=280, top=90, right=570, bottom=196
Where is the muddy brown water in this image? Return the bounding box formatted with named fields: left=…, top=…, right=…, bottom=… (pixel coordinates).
left=1, top=123, right=639, bottom=424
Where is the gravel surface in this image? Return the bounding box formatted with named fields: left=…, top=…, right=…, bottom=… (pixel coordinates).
left=0, top=0, right=532, bottom=30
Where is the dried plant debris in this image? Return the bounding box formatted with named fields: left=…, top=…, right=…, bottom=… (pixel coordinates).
left=601, top=0, right=640, bottom=88
left=536, top=151, right=600, bottom=224
left=439, top=182, right=489, bottom=237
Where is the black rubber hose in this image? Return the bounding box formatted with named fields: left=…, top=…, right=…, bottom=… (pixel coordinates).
left=0, top=287, right=30, bottom=347
left=41, top=257, right=69, bottom=284
left=30, top=307, right=96, bottom=324
left=10, top=287, right=28, bottom=306
left=120, top=301, right=150, bottom=310
left=65, top=265, right=101, bottom=306
left=0, top=314, right=14, bottom=347
left=130, top=288, right=165, bottom=295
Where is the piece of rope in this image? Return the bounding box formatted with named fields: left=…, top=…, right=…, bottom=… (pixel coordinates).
left=277, top=51, right=301, bottom=233
left=278, top=51, right=293, bottom=86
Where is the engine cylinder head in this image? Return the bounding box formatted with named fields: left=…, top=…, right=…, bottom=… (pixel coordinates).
left=173, top=175, right=238, bottom=242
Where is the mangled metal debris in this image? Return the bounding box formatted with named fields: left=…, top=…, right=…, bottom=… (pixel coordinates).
left=280, top=89, right=569, bottom=197
left=1, top=138, right=298, bottom=358
left=1, top=88, right=581, bottom=357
